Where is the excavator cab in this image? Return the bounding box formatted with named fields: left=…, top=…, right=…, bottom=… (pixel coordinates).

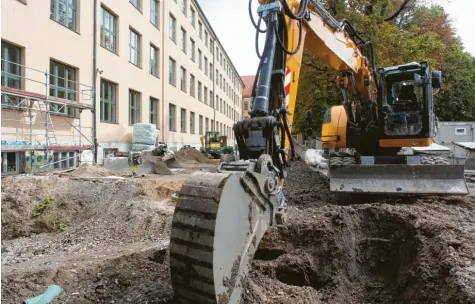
left=325, top=62, right=468, bottom=195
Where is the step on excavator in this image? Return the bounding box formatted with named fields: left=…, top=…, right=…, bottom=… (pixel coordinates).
left=169, top=0, right=469, bottom=303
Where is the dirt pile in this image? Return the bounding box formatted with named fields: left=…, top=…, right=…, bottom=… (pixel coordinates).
left=244, top=161, right=475, bottom=303
left=1, top=175, right=183, bottom=303
left=174, top=148, right=216, bottom=164
left=69, top=164, right=129, bottom=177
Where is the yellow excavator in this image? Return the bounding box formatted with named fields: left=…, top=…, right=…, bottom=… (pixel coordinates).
left=169, top=1, right=469, bottom=303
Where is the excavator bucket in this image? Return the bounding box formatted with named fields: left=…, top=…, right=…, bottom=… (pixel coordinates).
left=329, top=164, right=469, bottom=195
left=154, top=154, right=184, bottom=175
left=169, top=157, right=285, bottom=303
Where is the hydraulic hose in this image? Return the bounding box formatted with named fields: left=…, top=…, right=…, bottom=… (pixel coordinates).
left=281, top=0, right=308, bottom=20
left=249, top=0, right=267, bottom=33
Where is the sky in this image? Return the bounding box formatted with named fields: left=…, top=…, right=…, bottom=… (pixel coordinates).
left=197, top=0, right=475, bottom=76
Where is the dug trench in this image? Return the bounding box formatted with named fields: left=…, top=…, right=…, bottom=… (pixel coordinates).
left=244, top=161, right=475, bottom=303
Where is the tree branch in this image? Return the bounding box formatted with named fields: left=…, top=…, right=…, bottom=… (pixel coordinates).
left=384, top=0, right=413, bottom=22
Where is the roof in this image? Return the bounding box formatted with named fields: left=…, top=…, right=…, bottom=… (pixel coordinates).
left=241, top=75, right=256, bottom=97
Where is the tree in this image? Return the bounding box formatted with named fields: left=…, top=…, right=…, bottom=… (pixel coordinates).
left=292, top=0, right=475, bottom=133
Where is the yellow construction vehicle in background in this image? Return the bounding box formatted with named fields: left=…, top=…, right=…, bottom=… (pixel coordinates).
left=199, top=131, right=222, bottom=158
left=200, top=131, right=234, bottom=158
left=169, top=1, right=469, bottom=303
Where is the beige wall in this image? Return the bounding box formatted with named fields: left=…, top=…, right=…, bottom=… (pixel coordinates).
left=1, top=0, right=244, bottom=160
left=1, top=0, right=94, bottom=145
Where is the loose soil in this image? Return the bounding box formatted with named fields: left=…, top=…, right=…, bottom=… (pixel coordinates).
left=244, top=161, right=475, bottom=304
left=174, top=148, right=218, bottom=164
left=2, top=161, right=474, bottom=303
left=1, top=173, right=183, bottom=303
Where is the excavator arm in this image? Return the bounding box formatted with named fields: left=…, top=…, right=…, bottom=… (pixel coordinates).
left=169, top=1, right=382, bottom=303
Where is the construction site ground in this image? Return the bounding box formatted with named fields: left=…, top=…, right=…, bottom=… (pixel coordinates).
left=2, top=155, right=475, bottom=303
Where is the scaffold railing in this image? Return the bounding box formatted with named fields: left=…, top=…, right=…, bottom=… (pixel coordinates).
left=1, top=58, right=95, bottom=173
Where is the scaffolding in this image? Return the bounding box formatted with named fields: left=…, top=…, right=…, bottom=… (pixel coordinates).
left=1, top=58, right=94, bottom=174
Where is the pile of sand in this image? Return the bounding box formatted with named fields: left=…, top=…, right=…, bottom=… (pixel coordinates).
left=174, top=148, right=216, bottom=164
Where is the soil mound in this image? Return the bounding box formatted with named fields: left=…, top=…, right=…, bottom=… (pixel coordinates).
left=69, top=164, right=127, bottom=177
left=174, top=148, right=215, bottom=164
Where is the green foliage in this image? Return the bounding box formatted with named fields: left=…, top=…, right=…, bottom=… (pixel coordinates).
left=59, top=222, right=67, bottom=232
left=32, top=195, right=55, bottom=217
left=294, top=0, right=475, bottom=132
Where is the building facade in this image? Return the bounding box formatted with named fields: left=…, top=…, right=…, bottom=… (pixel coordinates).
left=241, top=75, right=255, bottom=118
left=1, top=0, right=244, bottom=173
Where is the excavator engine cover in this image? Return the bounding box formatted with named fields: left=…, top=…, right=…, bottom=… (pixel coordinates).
left=169, top=155, right=286, bottom=303
left=329, top=163, right=469, bottom=195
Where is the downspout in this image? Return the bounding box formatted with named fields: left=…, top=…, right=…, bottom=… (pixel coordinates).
left=213, top=38, right=216, bottom=130
left=161, top=0, right=166, bottom=142
left=92, top=0, right=98, bottom=163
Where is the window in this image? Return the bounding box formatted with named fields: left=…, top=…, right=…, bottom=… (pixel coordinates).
left=169, top=103, right=176, bottom=131
left=180, top=108, right=186, bottom=133
left=198, top=21, right=202, bottom=39
left=210, top=39, right=213, bottom=52
left=190, top=111, right=195, bottom=134
left=1, top=41, right=22, bottom=106
left=190, top=74, right=195, bottom=96
left=181, top=27, right=187, bottom=52
left=169, top=14, right=176, bottom=42
left=49, top=60, right=76, bottom=117
left=129, top=28, right=141, bottom=66
left=205, top=31, right=208, bottom=47
left=211, top=119, right=214, bottom=131
left=189, top=38, right=195, bottom=61
left=216, top=121, right=219, bottom=132
left=129, top=90, right=141, bottom=125
left=216, top=46, right=219, bottom=57
left=198, top=49, right=202, bottom=70
left=220, top=75, right=222, bottom=88
left=180, top=0, right=186, bottom=14
left=210, top=91, right=213, bottom=107
left=130, top=0, right=141, bottom=11
left=150, top=44, right=159, bottom=76
left=204, top=87, right=208, bottom=104
left=100, top=79, right=116, bottom=123
left=216, top=70, right=219, bottom=84
left=150, top=97, right=159, bottom=129
left=209, top=63, right=213, bottom=80
left=198, top=81, right=202, bottom=101
left=50, top=0, right=77, bottom=31
left=180, top=67, right=186, bottom=92
left=216, top=95, right=219, bottom=110
left=150, top=0, right=159, bottom=27
left=205, top=118, right=209, bottom=132
left=190, top=7, right=196, bottom=27
left=100, top=7, right=117, bottom=53
left=169, top=57, right=176, bottom=85
left=204, top=57, right=208, bottom=75
left=199, top=115, right=203, bottom=135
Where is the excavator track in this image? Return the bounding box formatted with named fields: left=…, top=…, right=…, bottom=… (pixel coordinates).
left=170, top=157, right=286, bottom=304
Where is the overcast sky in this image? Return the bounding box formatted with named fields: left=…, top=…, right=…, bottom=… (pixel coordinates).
left=197, top=0, right=475, bottom=76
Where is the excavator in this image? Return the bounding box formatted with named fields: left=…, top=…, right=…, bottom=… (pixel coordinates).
left=169, top=0, right=469, bottom=303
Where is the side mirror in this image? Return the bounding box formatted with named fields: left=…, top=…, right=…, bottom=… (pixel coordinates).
left=431, top=71, right=442, bottom=89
